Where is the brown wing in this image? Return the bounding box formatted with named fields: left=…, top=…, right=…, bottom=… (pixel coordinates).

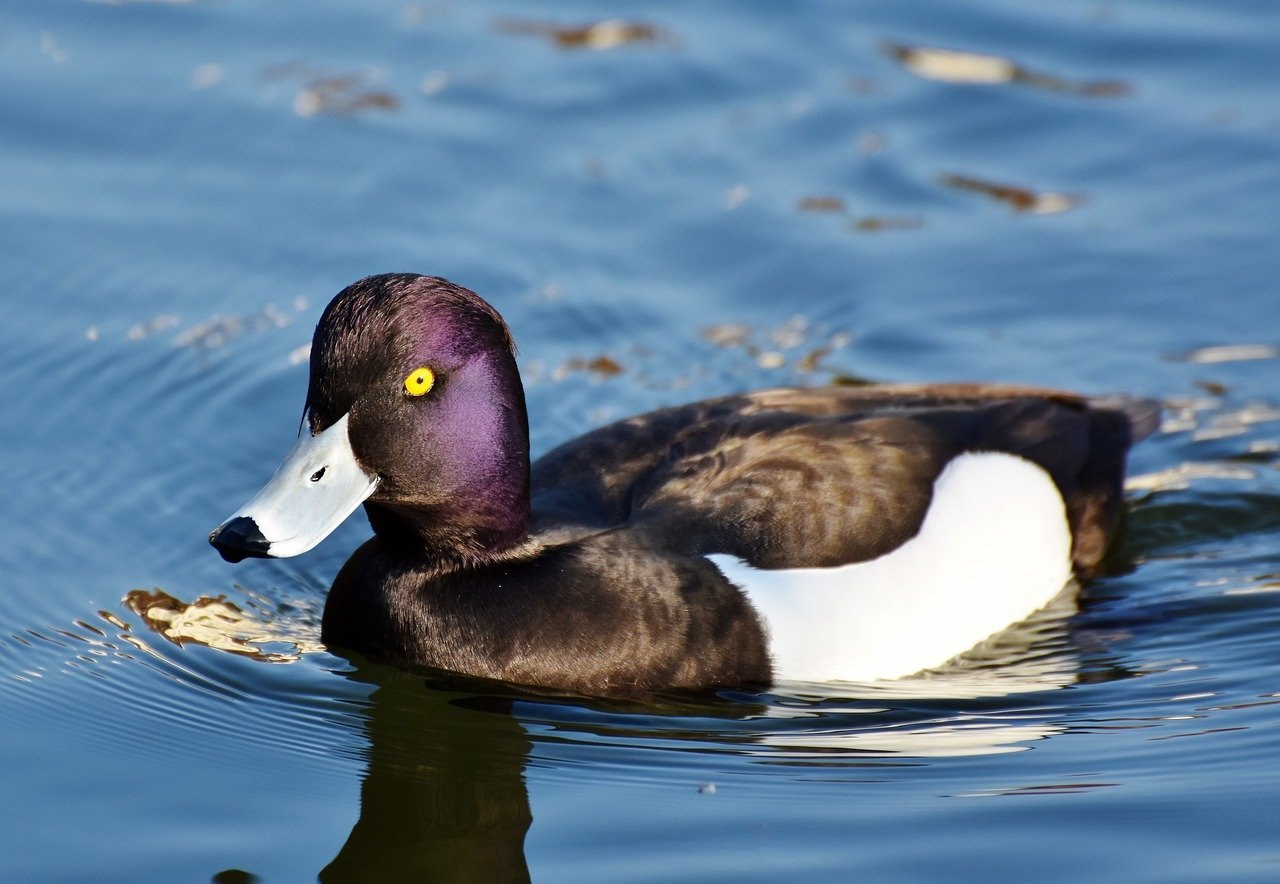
left=530, top=383, right=1150, bottom=573
left=624, top=411, right=949, bottom=568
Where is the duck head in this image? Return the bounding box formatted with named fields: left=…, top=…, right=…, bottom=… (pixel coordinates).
left=210, top=274, right=531, bottom=566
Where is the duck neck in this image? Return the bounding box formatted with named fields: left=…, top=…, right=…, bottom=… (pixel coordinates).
left=363, top=477, right=530, bottom=572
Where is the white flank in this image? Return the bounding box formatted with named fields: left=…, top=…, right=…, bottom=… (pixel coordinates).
left=708, top=451, right=1073, bottom=684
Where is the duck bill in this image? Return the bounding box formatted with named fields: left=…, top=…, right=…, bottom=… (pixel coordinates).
left=209, top=413, right=379, bottom=563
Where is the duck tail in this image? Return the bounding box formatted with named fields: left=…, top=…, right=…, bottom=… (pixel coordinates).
left=1088, top=395, right=1162, bottom=443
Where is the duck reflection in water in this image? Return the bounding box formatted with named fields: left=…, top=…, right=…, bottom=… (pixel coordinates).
left=319, top=664, right=534, bottom=884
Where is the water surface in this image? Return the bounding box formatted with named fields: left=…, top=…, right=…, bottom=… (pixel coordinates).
left=3, top=0, right=1280, bottom=880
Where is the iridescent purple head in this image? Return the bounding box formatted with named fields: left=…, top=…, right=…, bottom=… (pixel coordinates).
left=309, top=273, right=531, bottom=558
left=211, top=273, right=531, bottom=566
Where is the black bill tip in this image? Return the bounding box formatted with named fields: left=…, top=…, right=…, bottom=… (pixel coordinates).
left=209, top=516, right=272, bottom=563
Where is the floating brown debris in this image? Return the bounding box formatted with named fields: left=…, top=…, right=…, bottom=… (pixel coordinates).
left=702, top=322, right=751, bottom=349
left=124, top=588, right=322, bottom=663
left=546, top=354, right=626, bottom=383
left=887, top=43, right=1016, bottom=85
left=796, top=194, right=922, bottom=232
left=831, top=373, right=879, bottom=387
left=582, top=354, right=624, bottom=377
left=294, top=75, right=399, bottom=117
left=494, top=17, right=674, bottom=50
left=701, top=319, right=851, bottom=375
left=1194, top=379, right=1229, bottom=397
left=797, top=195, right=847, bottom=213
left=795, top=341, right=840, bottom=373
left=849, top=214, right=925, bottom=232
left=260, top=63, right=400, bottom=118
left=884, top=42, right=1128, bottom=97
left=939, top=173, right=1083, bottom=214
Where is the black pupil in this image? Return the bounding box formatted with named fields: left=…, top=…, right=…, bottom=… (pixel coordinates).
left=310, top=467, right=326, bottom=482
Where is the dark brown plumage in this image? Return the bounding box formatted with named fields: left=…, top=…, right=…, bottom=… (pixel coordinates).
left=533, top=384, right=1154, bottom=576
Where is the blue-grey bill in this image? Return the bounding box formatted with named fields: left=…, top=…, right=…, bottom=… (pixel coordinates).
left=210, top=413, right=379, bottom=560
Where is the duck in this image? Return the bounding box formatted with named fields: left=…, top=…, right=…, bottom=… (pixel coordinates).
left=210, top=273, right=1158, bottom=696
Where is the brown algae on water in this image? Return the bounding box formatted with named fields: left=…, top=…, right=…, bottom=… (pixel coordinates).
left=940, top=173, right=1083, bottom=214
left=494, top=18, right=676, bottom=51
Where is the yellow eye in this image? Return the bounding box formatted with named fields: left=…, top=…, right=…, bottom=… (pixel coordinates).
left=403, top=366, right=435, bottom=397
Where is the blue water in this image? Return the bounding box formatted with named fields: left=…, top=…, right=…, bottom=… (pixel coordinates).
left=3, top=0, right=1280, bottom=880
